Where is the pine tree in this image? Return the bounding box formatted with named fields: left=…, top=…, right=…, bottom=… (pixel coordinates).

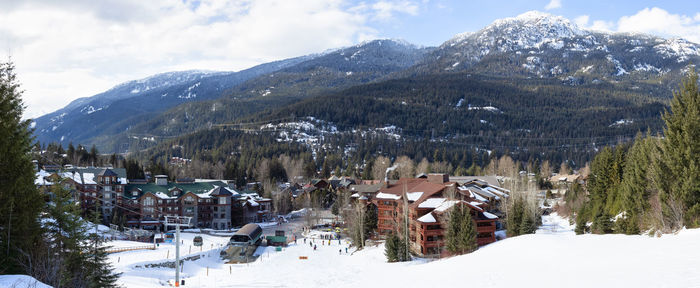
left=656, top=69, right=700, bottom=228
left=592, top=210, right=613, bottom=234
left=506, top=198, right=524, bottom=237
left=459, top=209, right=478, bottom=254
left=519, top=209, right=536, bottom=235
left=446, top=205, right=477, bottom=255
left=445, top=206, right=463, bottom=253
left=619, top=134, right=655, bottom=233
left=384, top=233, right=399, bottom=262
left=44, top=182, right=120, bottom=287
left=0, top=61, right=43, bottom=274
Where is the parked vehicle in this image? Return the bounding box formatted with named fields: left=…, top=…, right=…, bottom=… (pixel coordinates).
left=193, top=236, right=203, bottom=246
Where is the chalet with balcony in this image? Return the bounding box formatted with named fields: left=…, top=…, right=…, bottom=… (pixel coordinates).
left=373, top=174, right=502, bottom=257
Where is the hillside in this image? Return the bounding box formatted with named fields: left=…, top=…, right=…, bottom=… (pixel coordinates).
left=32, top=56, right=312, bottom=146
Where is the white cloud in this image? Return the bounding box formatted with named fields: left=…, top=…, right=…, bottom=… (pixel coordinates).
left=578, top=7, right=700, bottom=42
left=544, top=0, right=562, bottom=10
left=371, top=1, right=419, bottom=21
left=616, top=7, right=700, bottom=43
left=574, top=15, right=589, bottom=27
left=0, top=0, right=420, bottom=118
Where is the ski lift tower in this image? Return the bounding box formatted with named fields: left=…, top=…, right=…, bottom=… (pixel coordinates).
left=164, top=216, right=192, bottom=287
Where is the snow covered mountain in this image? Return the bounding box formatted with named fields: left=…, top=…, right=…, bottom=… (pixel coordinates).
left=412, top=10, right=699, bottom=87
left=32, top=56, right=311, bottom=145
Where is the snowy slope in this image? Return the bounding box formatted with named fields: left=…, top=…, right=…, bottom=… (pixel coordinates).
left=0, top=275, right=52, bottom=288
left=109, top=214, right=700, bottom=287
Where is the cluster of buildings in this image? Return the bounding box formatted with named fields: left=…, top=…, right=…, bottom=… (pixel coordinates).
left=36, top=164, right=510, bottom=257
left=35, top=166, right=271, bottom=231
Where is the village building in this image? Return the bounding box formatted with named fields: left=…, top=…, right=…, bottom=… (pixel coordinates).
left=373, top=174, right=503, bottom=257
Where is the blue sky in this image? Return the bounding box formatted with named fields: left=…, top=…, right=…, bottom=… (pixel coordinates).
left=1, top=0, right=699, bottom=118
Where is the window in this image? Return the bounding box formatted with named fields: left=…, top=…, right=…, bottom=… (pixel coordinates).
left=219, top=197, right=227, bottom=205
left=158, top=200, right=163, bottom=204
left=132, top=191, right=138, bottom=196
left=104, top=185, right=111, bottom=192
left=104, top=193, right=111, bottom=199
left=143, top=197, right=154, bottom=206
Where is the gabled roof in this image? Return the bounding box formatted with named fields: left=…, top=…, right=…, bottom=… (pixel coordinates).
left=124, top=180, right=229, bottom=200
left=98, top=169, right=118, bottom=177
left=349, top=183, right=382, bottom=193
left=209, top=186, right=237, bottom=197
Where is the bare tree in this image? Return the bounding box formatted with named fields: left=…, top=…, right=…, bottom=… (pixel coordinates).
left=540, top=160, right=552, bottom=178
left=416, top=158, right=430, bottom=175
left=372, top=156, right=391, bottom=181
left=394, top=156, right=415, bottom=179
left=559, top=162, right=571, bottom=175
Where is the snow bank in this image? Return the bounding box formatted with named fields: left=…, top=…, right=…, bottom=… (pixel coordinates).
left=0, top=275, right=52, bottom=288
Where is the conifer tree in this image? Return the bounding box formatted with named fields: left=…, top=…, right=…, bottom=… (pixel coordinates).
left=519, top=209, right=536, bottom=235
left=506, top=198, right=524, bottom=237
left=384, top=233, right=399, bottom=262
left=445, top=206, right=463, bottom=254
left=656, top=69, right=700, bottom=228
left=459, top=209, right=478, bottom=254
left=619, top=134, right=655, bottom=232
left=0, top=61, right=43, bottom=274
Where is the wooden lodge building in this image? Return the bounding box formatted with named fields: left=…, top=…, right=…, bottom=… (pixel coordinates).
left=36, top=167, right=271, bottom=230
left=373, top=174, right=502, bottom=257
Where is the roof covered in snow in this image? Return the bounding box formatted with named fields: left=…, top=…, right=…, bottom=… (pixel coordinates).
left=417, top=212, right=436, bottom=223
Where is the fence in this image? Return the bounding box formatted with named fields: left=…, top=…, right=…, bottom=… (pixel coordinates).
left=105, top=245, right=156, bottom=254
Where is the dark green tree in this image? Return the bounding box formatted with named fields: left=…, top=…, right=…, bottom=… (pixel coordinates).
left=506, top=198, right=524, bottom=237
left=656, top=69, right=700, bottom=228
left=0, top=61, right=43, bottom=274
left=384, top=233, right=399, bottom=262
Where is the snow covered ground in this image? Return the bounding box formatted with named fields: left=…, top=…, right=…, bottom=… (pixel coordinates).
left=0, top=275, right=52, bottom=288
left=107, top=213, right=700, bottom=287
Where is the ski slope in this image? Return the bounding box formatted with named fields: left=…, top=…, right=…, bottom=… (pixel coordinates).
left=108, top=214, right=700, bottom=287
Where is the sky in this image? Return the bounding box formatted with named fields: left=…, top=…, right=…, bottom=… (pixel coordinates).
left=2, top=0, right=700, bottom=119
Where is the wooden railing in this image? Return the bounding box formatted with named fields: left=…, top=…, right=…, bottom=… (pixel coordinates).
left=105, top=245, right=156, bottom=254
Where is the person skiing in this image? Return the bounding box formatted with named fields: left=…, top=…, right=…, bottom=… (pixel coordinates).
left=339, top=249, right=341, bottom=255
left=314, top=245, right=317, bottom=251
left=345, top=247, right=348, bottom=253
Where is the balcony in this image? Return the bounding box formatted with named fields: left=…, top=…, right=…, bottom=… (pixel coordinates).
left=420, top=229, right=442, bottom=237
left=477, top=225, right=496, bottom=233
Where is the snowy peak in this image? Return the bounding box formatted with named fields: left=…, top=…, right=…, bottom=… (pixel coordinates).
left=447, top=10, right=586, bottom=51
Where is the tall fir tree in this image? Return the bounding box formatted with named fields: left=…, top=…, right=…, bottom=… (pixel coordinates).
left=0, top=61, right=43, bottom=274
left=384, top=233, right=399, bottom=262
left=459, top=208, right=478, bottom=254
left=656, top=69, right=700, bottom=228
left=619, top=134, right=655, bottom=233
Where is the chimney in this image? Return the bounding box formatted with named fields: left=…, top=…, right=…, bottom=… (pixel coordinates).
left=427, top=173, right=449, bottom=184
left=154, top=175, right=168, bottom=186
